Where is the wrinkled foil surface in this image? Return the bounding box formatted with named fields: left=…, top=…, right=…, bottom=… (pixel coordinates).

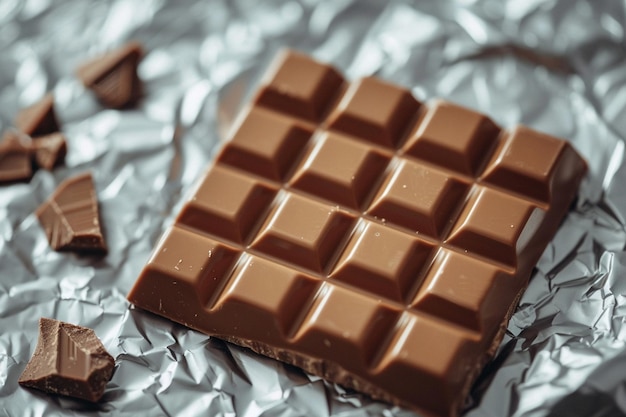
left=1, top=1, right=625, bottom=416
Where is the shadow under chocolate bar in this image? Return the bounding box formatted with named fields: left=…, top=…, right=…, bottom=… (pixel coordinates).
left=127, top=50, right=587, bottom=417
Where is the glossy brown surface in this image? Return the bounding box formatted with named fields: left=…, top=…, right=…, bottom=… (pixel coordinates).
left=33, top=132, right=67, bottom=170
left=368, top=159, right=470, bottom=238
left=178, top=165, right=277, bottom=244
left=404, top=100, right=500, bottom=175
left=0, top=129, right=66, bottom=185
left=36, top=173, right=107, bottom=254
left=256, top=50, right=344, bottom=122
left=251, top=191, right=355, bottom=273
left=0, top=130, right=32, bottom=184
left=128, top=50, right=587, bottom=417
left=327, top=77, right=420, bottom=147
left=19, top=318, right=115, bottom=402
left=218, top=107, right=313, bottom=181
left=14, top=94, right=60, bottom=137
left=290, top=131, right=389, bottom=209
left=481, top=125, right=582, bottom=203
left=76, top=41, right=143, bottom=109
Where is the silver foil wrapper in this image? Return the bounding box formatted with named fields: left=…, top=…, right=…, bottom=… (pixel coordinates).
left=0, top=1, right=624, bottom=416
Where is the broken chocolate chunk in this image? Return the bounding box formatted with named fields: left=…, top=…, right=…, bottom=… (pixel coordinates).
left=36, top=172, right=107, bottom=254
left=19, top=318, right=115, bottom=402
left=0, top=130, right=32, bottom=184
left=32, top=132, right=67, bottom=170
left=76, top=41, right=143, bottom=109
left=14, top=94, right=60, bottom=137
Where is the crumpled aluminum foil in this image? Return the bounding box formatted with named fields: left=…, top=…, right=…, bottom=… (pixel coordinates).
left=1, top=1, right=625, bottom=416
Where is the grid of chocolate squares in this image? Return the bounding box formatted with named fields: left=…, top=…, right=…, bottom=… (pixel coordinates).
left=128, top=51, right=586, bottom=417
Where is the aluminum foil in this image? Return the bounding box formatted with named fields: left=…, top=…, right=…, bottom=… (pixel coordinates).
left=0, top=0, right=625, bottom=416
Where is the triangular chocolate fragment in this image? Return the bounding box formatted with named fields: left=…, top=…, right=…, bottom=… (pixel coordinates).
left=36, top=173, right=108, bottom=254
left=14, top=94, right=60, bottom=137
left=0, top=130, right=33, bottom=184
left=19, top=318, right=115, bottom=402
left=76, top=41, right=143, bottom=109
left=32, top=132, right=67, bottom=170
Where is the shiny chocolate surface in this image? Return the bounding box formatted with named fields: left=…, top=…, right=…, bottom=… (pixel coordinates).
left=128, top=50, right=587, bottom=417
left=19, top=318, right=115, bottom=402
left=36, top=172, right=107, bottom=254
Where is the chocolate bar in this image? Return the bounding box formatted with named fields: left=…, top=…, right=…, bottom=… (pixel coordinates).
left=127, top=50, right=587, bottom=417
left=19, top=318, right=114, bottom=402
left=36, top=172, right=107, bottom=254
left=76, top=41, right=143, bottom=109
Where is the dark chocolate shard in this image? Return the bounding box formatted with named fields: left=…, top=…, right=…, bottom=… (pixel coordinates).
left=32, top=133, right=67, bottom=170
left=14, top=94, right=60, bottom=137
left=0, top=130, right=33, bottom=184
left=36, top=172, right=107, bottom=254
left=19, top=318, right=115, bottom=402
left=76, top=41, right=143, bottom=109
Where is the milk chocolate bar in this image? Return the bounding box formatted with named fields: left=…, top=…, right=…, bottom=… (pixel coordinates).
left=19, top=318, right=114, bottom=402
left=128, top=50, right=587, bottom=417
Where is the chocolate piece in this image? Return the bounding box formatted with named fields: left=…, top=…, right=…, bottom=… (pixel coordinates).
left=403, top=100, right=500, bottom=175
left=32, top=132, right=67, bottom=170
left=127, top=50, right=587, bottom=417
left=19, top=318, right=114, bottom=402
left=14, top=94, right=60, bottom=137
left=76, top=41, right=143, bottom=109
left=0, top=130, right=32, bottom=184
left=218, top=107, right=313, bottom=181
left=36, top=173, right=107, bottom=254
left=256, top=50, right=344, bottom=122
left=326, top=76, right=420, bottom=147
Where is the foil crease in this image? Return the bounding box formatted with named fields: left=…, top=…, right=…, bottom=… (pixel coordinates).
left=0, top=1, right=625, bottom=416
